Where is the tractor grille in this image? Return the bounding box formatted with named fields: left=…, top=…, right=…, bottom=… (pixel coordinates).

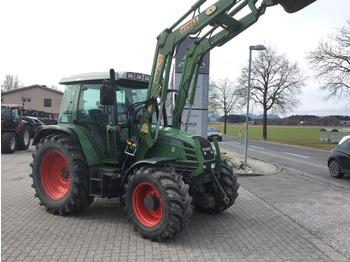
left=184, top=142, right=197, bottom=161
left=192, top=136, right=214, bottom=161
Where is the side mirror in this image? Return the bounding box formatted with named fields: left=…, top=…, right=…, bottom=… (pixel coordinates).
left=100, top=68, right=117, bottom=105
left=100, top=83, right=115, bottom=105
left=277, top=0, right=317, bottom=13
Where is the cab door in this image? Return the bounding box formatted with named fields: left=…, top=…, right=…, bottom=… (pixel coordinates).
left=5, top=107, right=21, bottom=131
left=76, top=84, right=118, bottom=162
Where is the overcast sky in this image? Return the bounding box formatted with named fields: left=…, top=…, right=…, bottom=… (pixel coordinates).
left=1, top=0, right=349, bottom=116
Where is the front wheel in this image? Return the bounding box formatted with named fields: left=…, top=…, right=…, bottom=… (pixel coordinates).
left=30, top=134, right=94, bottom=215
left=329, top=159, right=344, bottom=178
left=17, top=124, right=31, bottom=150
left=194, top=159, right=239, bottom=214
left=1, top=132, right=17, bottom=154
left=123, top=166, right=193, bottom=241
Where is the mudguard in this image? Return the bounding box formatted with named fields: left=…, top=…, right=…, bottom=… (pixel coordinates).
left=120, top=157, right=175, bottom=186
left=17, top=120, right=29, bottom=134
left=32, top=125, right=79, bottom=145
left=32, top=124, right=103, bottom=167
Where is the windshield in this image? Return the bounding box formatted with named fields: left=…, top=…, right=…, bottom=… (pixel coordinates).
left=1, top=106, right=19, bottom=120
left=59, top=83, right=149, bottom=124
left=208, top=127, right=218, bottom=132
left=80, top=83, right=147, bottom=123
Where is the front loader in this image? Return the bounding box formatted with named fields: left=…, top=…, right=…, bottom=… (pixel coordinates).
left=30, top=0, right=316, bottom=240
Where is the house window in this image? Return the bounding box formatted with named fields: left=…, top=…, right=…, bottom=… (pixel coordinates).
left=44, top=99, right=52, bottom=107
left=22, top=98, right=31, bottom=103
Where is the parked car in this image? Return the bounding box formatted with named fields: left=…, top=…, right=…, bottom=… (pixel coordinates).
left=328, top=135, right=350, bottom=178
left=207, top=127, right=222, bottom=141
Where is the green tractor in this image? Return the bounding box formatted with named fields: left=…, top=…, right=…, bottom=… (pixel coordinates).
left=30, top=0, right=316, bottom=240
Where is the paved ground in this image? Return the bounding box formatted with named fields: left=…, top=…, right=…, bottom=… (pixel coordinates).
left=2, top=146, right=349, bottom=261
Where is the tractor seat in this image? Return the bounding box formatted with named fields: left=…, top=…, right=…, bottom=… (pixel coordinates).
left=88, top=109, right=109, bottom=125
left=88, top=109, right=109, bottom=133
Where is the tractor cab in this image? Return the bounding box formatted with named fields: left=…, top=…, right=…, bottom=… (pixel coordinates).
left=57, top=71, right=153, bottom=164
left=1, top=104, right=22, bottom=131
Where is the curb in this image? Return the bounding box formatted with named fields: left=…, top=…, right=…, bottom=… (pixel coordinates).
left=222, top=150, right=281, bottom=176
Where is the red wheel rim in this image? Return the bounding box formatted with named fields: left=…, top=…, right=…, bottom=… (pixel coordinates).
left=132, top=182, right=163, bottom=227
left=41, top=151, right=71, bottom=200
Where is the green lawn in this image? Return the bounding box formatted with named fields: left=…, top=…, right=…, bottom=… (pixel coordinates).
left=210, top=124, right=344, bottom=151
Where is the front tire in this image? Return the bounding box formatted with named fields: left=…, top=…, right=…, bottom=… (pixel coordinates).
left=17, top=124, right=31, bottom=150
left=195, top=159, right=239, bottom=214
left=1, top=132, right=17, bottom=154
left=30, top=134, right=94, bottom=215
left=329, top=159, right=344, bottom=178
left=123, top=166, right=193, bottom=241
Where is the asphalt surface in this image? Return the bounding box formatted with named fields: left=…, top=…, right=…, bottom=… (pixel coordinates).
left=220, top=135, right=350, bottom=187
left=2, top=145, right=350, bottom=261
left=224, top=148, right=350, bottom=260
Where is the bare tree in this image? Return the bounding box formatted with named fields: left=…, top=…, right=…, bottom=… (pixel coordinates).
left=50, top=85, right=59, bottom=91
left=208, top=78, right=220, bottom=115
left=2, top=75, right=23, bottom=91
left=209, top=78, right=240, bottom=135
left=237, top=45, right=306, bottom=140
left=307, top=20, right=350, bottom=102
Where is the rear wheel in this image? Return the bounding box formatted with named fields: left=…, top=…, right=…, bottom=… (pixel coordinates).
left=17, top=124, right=31, bottom=150
left=329, top=159, right=344, bottom=178
left=1, top=132, right=17, bottom=154
left=30, top=134, right=94, bottom=215
left=123, top=166, right=193, bottom=241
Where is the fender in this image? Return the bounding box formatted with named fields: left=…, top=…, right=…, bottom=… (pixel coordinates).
left=17, top=120, right=29, bottom=134
left=121, top=157, right=175, bottom=184
left=32, top=124, right=101, bottom=166
left=32, top=125, right=79, bottom=145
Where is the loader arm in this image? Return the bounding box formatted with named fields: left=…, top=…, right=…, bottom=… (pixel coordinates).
left=173, top=0, right=316, bottom=128
left=140, top=0, right=239, bottom=151
left=138, top=0, right=316, bottom=157
left=173, top=0, right=275, bottom=129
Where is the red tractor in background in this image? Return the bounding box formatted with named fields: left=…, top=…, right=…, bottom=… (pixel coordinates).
left=1, top=104, right=31, bottom=154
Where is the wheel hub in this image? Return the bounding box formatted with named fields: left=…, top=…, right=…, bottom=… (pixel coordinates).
left=60, top=167, right=70, bottom=180
left=144, top=194, right=160, bottom=211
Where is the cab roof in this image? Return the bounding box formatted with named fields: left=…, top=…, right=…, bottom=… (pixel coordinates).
left=59, top=71, right=150, bottom=84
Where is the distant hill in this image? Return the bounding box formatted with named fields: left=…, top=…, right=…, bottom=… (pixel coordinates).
left=240, top=113, right=280, bottom=120
left=209, top=113, right=280, bottom=123
left=208, top=114, right=222, bottom=121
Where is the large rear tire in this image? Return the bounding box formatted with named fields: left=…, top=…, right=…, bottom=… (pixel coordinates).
left=195, top=159, right=239, bottom=214
left=30, top=134, right=94, bottom=215
left=123, top=166, right=193, bottom=241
